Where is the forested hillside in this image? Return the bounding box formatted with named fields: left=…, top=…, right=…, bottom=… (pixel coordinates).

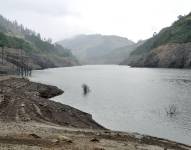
left=0, top=15, right=79, bottom=74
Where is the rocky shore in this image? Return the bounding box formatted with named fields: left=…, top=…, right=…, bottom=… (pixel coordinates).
left=124, top=43, right=191, bottom=68
left=0, top=77, right=190, bottom=149
left=0, top=77, right=104, bottom=129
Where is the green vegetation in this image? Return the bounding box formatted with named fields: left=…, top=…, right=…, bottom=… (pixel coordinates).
left=0, top=31, right=74, bottom=59
left=0, top=14, right=76, bottom=60
left=24, top=33, right=74, bottom=57
left=131, top=12, right=191, bottom=55
left=0, top=14, right=78, bottom=75
left=0, top=32, right=33, bottom=51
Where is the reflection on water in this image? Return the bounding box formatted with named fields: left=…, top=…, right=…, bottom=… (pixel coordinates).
left=30, top=65, right=191, bottom=145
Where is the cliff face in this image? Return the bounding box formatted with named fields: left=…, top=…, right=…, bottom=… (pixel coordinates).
left=125, top=42, right=191, bottom=68
left=126, top=43, right=191, bottom=68
left=122, top=12, right=191, bottom=68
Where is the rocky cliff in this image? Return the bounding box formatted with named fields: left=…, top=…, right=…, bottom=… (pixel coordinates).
left=124, top=43, right=191, bottom=68
left=121, top=12, right=191, bottom=68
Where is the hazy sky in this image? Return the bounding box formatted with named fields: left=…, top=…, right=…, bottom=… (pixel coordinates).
left=0, top=0, right=191, bottom=42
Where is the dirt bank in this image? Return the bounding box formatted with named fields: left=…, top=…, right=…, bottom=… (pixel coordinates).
left=0, top=122, right=189, bottom=150
left=0, top=77, right=104, bottom=129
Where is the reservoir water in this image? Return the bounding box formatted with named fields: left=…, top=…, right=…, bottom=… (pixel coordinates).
left=30, top=65, right=191, bottom=145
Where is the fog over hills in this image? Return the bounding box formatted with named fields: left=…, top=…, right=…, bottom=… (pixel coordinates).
left=58, top=34, right=136, bottom=64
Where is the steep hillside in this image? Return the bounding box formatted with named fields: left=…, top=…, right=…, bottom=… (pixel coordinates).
left=101, top=40, right=145, bottom=64
left=0, top=15, right=79, bottom=74
left=58, top=34, right=134, bottom=64
left=122, top=12, right=191, bottom=68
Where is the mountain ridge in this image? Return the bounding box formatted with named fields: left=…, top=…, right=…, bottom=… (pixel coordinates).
left=58, top=34, right=135, bottom=64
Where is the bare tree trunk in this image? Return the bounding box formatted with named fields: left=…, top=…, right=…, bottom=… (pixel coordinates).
left=1, top=46, right=4, bottom=64
left=26, top=59, right=29, bottom=76
left=16, top=55, right=19, bottom=75
left=20, top=49, right=24, bottom=78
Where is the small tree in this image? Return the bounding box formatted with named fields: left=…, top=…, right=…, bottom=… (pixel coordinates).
left=177, top=15, right=183, bottom=20
left=165, top=104, right=177, bottom=116
left=153, top=32, right=157, bottom=37
left=37, top=33, right=41, bottom=40
left=47, top=38, right=52, bottom=44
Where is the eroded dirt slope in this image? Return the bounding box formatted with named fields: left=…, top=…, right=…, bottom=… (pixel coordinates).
left=0, top=77, right=104, bottom=129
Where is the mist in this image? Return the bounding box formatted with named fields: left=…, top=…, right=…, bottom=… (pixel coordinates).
left=0, top=0, right=191, bottom=42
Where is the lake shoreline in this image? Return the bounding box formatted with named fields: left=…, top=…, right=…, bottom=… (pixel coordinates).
left=0, top=76, right=190, bottom=149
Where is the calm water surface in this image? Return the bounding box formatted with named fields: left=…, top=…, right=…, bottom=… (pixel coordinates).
left=30, top=65, right=191, bottom=145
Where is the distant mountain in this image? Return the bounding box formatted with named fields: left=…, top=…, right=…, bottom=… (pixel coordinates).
left=0, top=15, right=79, bottom=74
left=121, top=12, right=191, bottom=68
left=103, top=40, right=145, bottom=64
left=58, top=34, right=135, bottom=64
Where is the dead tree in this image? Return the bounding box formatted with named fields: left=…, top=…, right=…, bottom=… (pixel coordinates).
left=1, top=46, right=4, bottom=64
left=16, top=55, right=20, bottom=75
left=20, top=48, right=24, bottom=78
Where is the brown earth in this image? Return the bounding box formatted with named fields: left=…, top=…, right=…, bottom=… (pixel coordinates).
left=0, top=122, right=189, bottom=150
left=0, top=77, right=104, bottom=129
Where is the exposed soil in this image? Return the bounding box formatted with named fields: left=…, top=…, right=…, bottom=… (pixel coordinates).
left=0, top=122, right=189, bottom=150
left=0, top=77, right=104, bottom=129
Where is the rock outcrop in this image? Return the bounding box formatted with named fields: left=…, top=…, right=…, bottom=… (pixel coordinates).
left=121, top=12, right=191, bottom=68
left=126, top=43, right=191, bottom=68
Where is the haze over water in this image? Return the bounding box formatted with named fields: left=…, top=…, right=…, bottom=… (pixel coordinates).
left=30, top=65, right=191, bottom=145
